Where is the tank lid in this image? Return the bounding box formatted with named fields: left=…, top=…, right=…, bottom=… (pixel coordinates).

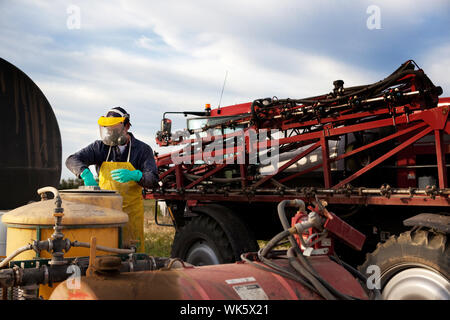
left=1, top=199, right=128, bottom=226
left=58, top=189, right=120, bottom=197
left=59, top=189, right=117, bottom=195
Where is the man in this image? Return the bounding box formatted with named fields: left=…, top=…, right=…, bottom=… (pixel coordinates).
left=66, top=107, right=158, bottom=252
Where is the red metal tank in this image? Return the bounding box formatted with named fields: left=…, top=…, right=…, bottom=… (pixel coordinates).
left=49, top=256, right=368, bottom=300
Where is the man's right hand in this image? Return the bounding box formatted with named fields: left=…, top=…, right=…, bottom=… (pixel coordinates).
left=80, top=168, right=99, bottom=186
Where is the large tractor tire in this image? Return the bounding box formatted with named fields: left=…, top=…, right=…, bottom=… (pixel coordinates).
left=359, top=229, right=449, bottom=300
left=171, top=204, right=259, bottom=266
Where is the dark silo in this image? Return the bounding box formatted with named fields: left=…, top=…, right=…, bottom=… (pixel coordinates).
left=0, top=57, right=62, bottom=209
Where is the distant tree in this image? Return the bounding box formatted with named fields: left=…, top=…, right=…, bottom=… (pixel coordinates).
left=58, top=178, right=84, bottom=190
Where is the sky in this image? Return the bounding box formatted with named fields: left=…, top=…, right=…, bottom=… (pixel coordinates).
left=1, top=0, right=449, bottom=180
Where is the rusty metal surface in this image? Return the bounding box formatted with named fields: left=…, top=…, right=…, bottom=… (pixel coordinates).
left=50, top=270, right=184, bottom=300
left=176, top=256, right=368, bottom=300
left=0, top=58, right=61, bottom=209
left=50, top=256, right=368, bottom=300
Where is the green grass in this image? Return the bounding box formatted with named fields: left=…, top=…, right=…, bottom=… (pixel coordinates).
left=143, top=200, right=175, bottom=257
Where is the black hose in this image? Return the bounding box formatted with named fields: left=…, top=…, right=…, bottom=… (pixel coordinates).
left=254, top=227, right=333, bottom=299
left=277, top=200, right=366, bottom=300
left=288, top=248, right=363, bottom=300
left=260, top=229, right=292, bottom=258
left=286, top=248, right=337, bottom=300
left=276, top=200, right=303, bottom=250
left=330, top=255, right=382, bottom=300
left=197, top=61, right=438, bottom=135
left=241, top=252, right=319, bottom=297
left=260, top=204, right=340, bottom=300
left=276, top=200, right=317, bottom=275
left=250, top=60, right=433, bottom=123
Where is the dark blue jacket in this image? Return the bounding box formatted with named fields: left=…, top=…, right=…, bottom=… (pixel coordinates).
left=66, top=132, right=159, bottom=188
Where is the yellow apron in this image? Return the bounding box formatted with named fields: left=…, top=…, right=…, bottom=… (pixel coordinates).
left=99, top=140, right=145, bottom=252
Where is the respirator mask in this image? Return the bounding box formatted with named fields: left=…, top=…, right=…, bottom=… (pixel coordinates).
left=98, top=111, right=129, bottom=146
left=99, top=122, right=128, bottom=146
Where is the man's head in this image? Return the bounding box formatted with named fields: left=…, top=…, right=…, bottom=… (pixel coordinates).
left=106, top=107, right=131, bottom=128
left=98, top=107, right=131, bottom=146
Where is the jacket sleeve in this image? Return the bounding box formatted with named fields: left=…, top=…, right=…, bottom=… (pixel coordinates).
left=65, top=141, right=104, bottom=178
left=136, top=144, right=159, bottom=189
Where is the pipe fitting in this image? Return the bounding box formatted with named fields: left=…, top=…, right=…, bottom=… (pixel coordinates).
left=293, top=211, right=325, bottom=235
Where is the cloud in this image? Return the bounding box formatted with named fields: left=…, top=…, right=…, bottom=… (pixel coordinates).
left=0, top=0, right=448, bottom=180
left=420, top=44, right=450, bottom=96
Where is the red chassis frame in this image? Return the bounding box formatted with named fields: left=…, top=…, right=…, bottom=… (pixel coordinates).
left=146, top=97, right=450, bottom=208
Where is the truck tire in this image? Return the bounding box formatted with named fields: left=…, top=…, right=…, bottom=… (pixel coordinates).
left=359, top=229, right=449, bottom=300
left=171, top=215, right=233, bottom=265
left=171, top=204, right=259, bottom=266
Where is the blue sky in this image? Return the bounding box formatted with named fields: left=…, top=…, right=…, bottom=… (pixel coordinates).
left=1, top=0, right=449, bottom=179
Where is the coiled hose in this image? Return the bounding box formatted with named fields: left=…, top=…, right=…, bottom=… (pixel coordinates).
left=261, top=199, right=362, bottom=300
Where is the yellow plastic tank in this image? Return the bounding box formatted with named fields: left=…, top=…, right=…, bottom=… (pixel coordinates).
left=1, top=188, right=128, bottom=299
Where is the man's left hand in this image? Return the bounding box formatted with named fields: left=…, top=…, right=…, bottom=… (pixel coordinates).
left=111, top=169, right=143, bottom=183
